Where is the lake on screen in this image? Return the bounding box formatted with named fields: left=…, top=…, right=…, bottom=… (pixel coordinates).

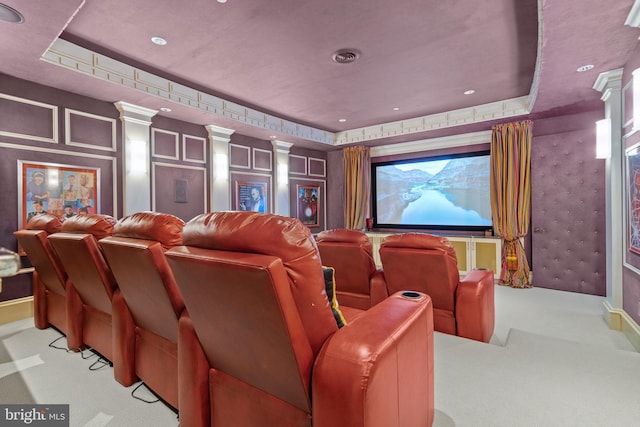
left=400, top=189, right=491, bottom=226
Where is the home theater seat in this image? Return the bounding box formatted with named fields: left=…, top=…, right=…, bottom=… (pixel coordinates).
left=99, top=211, right=186, bottom=409
left=48, top=214, right=136, bottom=385
left=166, top=211, right=435, bottom=427
left=315, top=228, right=388, bottom=311
left=14, top=214, right=82, bottom=349
left=380, top=233, right=495, bottom=343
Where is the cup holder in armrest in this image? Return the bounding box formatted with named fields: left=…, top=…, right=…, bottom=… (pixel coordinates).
left=400, top=291, right=424, bottom=300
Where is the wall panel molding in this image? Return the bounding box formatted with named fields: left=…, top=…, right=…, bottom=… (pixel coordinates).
left=0, top=94, right=58, bottom=143
left=65, top=108, right=116, bottom=151
left=182, top=134, right=206, bottom=163
left=151, top=128, right=179, bottom=160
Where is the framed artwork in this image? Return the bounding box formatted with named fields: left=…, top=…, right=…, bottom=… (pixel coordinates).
left=18, top=160, right=100, bottom=229
left=235, top=181, right=268, bottom=213
left=627, top=143, right=640, bottom=254
left=296, top=184, right=320, bottom=227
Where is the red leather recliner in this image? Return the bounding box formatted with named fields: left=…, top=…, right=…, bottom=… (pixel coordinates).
left=14, top=214, right=82, bottom=349
left=99, top=211, right=186, bottom=409
left=380, top=233, right=495, bottom=343
left=166, top=212, right=435, bottom=427
left=315, top=229, right=388, bottom=312
left=48, top=214, right=136, bottom=385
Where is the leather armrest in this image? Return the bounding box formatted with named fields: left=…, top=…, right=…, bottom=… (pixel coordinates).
left=455, top=269, right=495, bottom=342
left=312, top=291, right=434, bottom=427
left=369, top=269, right=389, bottom=307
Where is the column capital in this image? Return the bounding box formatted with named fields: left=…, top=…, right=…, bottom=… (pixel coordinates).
left=114, top=101, right=157, bottom=125
left=593, top=68, right=623, bottom=99
left=205, top=125, right=235, bottom=142
left=272, top=139, right=294, bottom=153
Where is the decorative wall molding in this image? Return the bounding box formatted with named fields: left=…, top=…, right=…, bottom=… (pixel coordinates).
left=334, top=97, right=529, bottom=145
left=252, top=148, right=273, bottom=172
left=0, top=93, right=58, bottom=143
left=229, top=143, right=251, bottom=169
left=151, top=128, right=179, bottom=160
left=370, top=130, right=492, bottom=158
left=308, top=157, right=326, bottom=177
left=151, top=162, right=207, bottom=212
left=65, top=108, right=116, bottom=151
left=43, top=39, right=334, bottom=145
left=182, top=134, right=207, bottom=163
left=289, top=154, right=307, bottom=176
left=43, top=38, right=534, bottom=147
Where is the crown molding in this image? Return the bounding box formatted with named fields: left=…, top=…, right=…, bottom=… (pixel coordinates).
left=370, top=130, right=492, bottom=157
left=626, top=0, right=640, bottom=27
left=43, top=39, right=335, bottom=145
left=335, top=97, right=528, bottom=146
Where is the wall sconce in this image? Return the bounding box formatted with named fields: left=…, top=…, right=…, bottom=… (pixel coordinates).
left=127, top=139, right=148, bottom=175
left=634, top=68, right=640, bottom=132
left=214, top=153, right=228, bottom=181
left=596, top=118, right=611, bottom=159
left=277, top=164, right=289, bottom=186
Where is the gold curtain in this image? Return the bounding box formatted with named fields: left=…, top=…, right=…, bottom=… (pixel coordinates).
left=490, top=120, right=533, bottom=288
left=343, top=146, right=370, bottom=230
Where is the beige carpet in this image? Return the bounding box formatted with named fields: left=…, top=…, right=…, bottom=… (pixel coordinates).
left=0, top=285, right=637, bottom=426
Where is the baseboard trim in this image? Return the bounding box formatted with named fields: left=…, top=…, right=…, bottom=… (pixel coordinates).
left=0, top=296, right=34, bottom=325
left=604, top=301, right=640, bottom=352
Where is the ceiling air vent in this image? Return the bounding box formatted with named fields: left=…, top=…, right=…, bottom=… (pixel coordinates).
left=331, top=49, right=360, bottom=64
left=0, top=3, right=24, bottom=23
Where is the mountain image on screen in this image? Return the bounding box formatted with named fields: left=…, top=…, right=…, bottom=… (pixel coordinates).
left=375, top=156, right=491, bottom=227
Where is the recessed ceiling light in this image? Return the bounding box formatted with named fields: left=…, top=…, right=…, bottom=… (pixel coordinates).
left=392, top=107, right=400, bottom=111
left=464, top=89, right=475, bottom=95
left=338, top=118, right=347, bottom=123
left=0, top=3, right=24, bottom=23
left=160, top=107, right=172, bottom=112
left=331, top=49, right=361, bottom=64
left=269, top=135, right=277, bottom=139
left=217, top=0, right=227, bottom=3
left=577, top=64, right=594, bottom=72
left=151, top=36, right=167, bottom=46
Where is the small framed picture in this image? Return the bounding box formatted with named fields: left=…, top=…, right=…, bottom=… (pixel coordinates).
left=296, top=184, right=320, bottom=227
left=236, top=181, right=268, bottom=213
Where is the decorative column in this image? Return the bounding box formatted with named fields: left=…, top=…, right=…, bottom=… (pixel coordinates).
left=272, top=140, right=293, bottom=216
left=206, top=125, right=234, bottom=212
left=114, top=101, right=157, bottom=216
left=593, top=69, right=624, bottom=314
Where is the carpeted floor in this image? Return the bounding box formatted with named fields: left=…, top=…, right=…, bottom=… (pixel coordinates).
left=1, top=285, right=638, bottom=426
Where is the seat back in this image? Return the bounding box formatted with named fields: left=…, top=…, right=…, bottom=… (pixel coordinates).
left=316, top=229, right=376, bottom=309
left=49, top=214, right=117, bottom=314
left=166, top=211, right=339, bottom=414
left=380, top=233, right=460, bottom=333
left=99, top=211, right=185, bottom=343
left=14, top=214, right=66, bottom=296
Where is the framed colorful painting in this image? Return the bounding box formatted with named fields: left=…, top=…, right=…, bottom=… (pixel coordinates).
left=626, top=143, right=640, bottom=254
left=235, top=181, right=268, bottom=213
left=18, top=160, right=100, bottom=229
left=296, top=184, right=320, bottom=227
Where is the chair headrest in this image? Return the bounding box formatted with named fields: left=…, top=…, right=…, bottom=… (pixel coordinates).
left=60, top=214, right=116, bottom=240
left=381, top=233, right=456, bottom=256
left=26, top=213, right=64, bottom=234
left=113, top=211, right=184, bottom=248
left=182, top=211, right=336, bottom=354
left=316, top=228, right=372, bottom=250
